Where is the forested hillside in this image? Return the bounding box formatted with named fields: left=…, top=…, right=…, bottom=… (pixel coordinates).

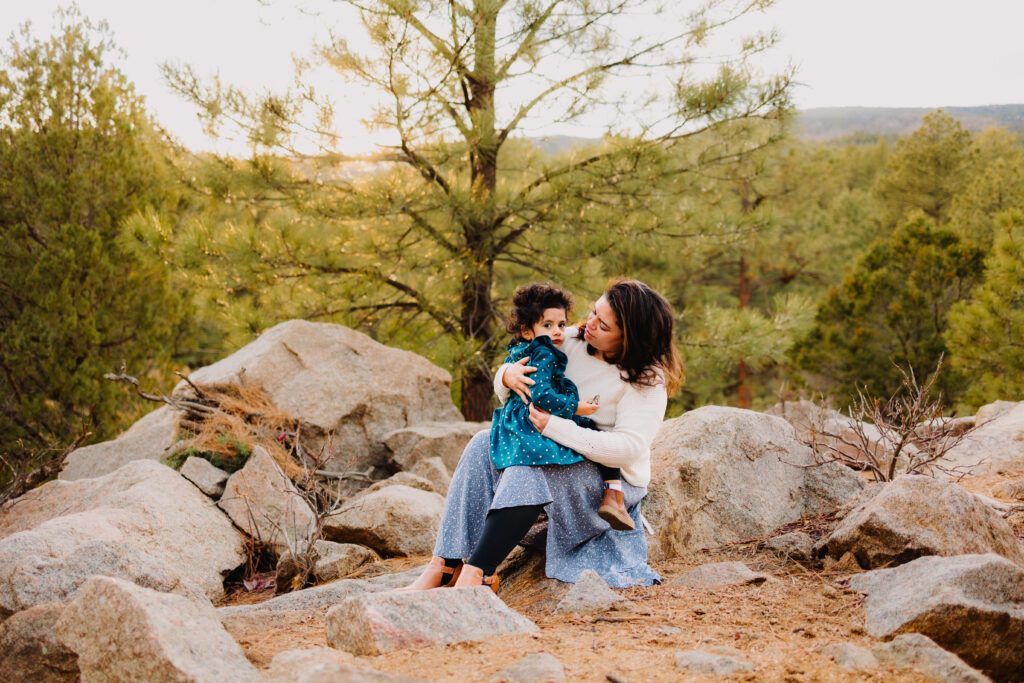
left=4, top=4, right=1024, bottom=484
left=798, top=104, right=1024, bottom=139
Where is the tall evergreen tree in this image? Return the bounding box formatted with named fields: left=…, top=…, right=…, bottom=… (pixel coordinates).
left=794, top=213, right=984, bottom=403
left=163, top=0, right=792, bottom=419
left=946, top=209, right=1024, bottom=405
left=0, top=9, right=187, bottom=465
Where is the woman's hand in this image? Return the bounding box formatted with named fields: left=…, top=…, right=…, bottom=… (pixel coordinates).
left=503, top=357, right=537, bottom=404
left=528, top=403, right=551, bottom=432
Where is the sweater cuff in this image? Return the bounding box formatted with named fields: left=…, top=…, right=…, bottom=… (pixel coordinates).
left=540, top=413, right=575, bottom=441
left=494, top=364, right=511, bottom=405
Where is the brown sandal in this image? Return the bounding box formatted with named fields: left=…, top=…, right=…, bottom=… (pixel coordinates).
left=452, top=564, right=500, bottom=593
left=398, top=556, right=463, bottom=591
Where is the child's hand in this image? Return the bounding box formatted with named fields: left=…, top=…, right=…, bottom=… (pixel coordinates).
left=576, top=398, right=599, bottom=416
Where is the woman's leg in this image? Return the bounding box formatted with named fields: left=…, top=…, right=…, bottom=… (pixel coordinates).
left=403, top=431, right=497, bottom=590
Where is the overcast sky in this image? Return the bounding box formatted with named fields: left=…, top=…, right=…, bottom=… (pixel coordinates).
left=2, top=0, right=1022, bottom=153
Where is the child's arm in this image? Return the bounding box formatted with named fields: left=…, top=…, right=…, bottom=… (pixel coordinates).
left=527, top=344, right=579, bottom=420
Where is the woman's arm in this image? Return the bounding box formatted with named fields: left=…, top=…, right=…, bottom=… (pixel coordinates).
left=538, top=381, right=667, bottom=470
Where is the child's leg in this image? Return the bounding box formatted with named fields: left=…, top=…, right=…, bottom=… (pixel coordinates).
left=596, top=464, right=635, bottom=530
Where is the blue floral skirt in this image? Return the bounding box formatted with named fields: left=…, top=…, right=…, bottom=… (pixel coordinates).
left=433, top=431, right=660, bottom=588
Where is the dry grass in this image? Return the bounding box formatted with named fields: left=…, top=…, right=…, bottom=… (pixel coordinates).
left=175, top=383, right=303, bottom=478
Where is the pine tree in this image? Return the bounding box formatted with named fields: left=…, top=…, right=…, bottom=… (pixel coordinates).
left=0, top=9, right=188, bottom=466
left=162, top=0, right=792, bottom=419
left=945, top=209, right=1024, bottom=404
left=794, top=213, right=984, bottom=403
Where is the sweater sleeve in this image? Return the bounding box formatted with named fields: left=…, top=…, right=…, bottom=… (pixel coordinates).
left=493, top=364, right=512, bottom=405
left=541, top=380, right=666, bottom=471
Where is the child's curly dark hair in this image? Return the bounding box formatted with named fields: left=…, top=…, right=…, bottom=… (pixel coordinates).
left=506, top=283, right=573, bottom=338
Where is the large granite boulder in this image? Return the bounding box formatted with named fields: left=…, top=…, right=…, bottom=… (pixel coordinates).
left=56, top=576, right=260, bottom=682
left=383, top=421, right=490, bottom=473
left=825, top=474, right=1024, bottom=568
left=59, top=405, right=179, bottom=481
left=645, top=406, right=865, bottom=559
left=218, top=446, right=315, bottom=555
left=173, top=320, right=462, bottom=475
left=767, top=400, right=890, bottom=467
left=849, top=553, right=1024, bottom=680
left=323, top=485, right=444, bottom=557
left=325, top=587, right=537, bottom=655
left=0, top=510, right=208, bottom=618
left=944, top=401, right=1024, bottom=475
left=0, top=603, right=78, bottom=682
left=0, top=459, right=246, bottom=602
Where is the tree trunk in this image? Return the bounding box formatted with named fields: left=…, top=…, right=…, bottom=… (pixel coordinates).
left=736, top=253, right=751, bottom=409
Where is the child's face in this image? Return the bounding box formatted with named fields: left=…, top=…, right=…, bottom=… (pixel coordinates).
left=522, top=307, right=568, bottom=346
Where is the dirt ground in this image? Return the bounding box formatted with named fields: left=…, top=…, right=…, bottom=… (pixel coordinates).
left=221, top=468, right=1024, bottom=682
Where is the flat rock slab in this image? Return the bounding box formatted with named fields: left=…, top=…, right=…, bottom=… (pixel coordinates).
left=670, top=561, right=769, bottom=588
left=675, top=650, right=755, bottom=674
left=849, top=553, right=1024, bottom=680
left=495, top=653, right=565, bottom=682
left=56, top=576, right=260, bottom=682
left=873, top=634, right=991, bottom=683
left=0, top=603, right=78, bottom=682
left=554, top=569, right=632, bottom=614
left=265, top=647, right=428, bottom=682
left=326, top=586, right=537, bottom=655
left=323, top=485, right=445, bottom=557
left=0, top=459, right=245, bottom=601
left=825, top=474, right=1024, bottom=568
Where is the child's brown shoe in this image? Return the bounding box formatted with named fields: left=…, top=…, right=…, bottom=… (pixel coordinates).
left=598, top=488, right=636, bottom=531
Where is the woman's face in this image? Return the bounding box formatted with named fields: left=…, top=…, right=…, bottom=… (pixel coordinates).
left=583, top=295, right=623, bottom=358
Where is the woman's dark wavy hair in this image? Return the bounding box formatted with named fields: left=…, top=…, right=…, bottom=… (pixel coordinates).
left=506, top=283, right=573, bottom=339
left=578, top=279, right=684, bottom=396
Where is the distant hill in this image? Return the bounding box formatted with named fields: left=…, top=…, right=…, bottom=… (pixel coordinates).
left=797, top=104, right=1024, bottom=141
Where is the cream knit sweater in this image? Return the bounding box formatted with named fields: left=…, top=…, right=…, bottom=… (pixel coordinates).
left=494, top=327, right=667, bottom=488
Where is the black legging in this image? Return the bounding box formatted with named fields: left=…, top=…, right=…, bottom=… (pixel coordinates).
left=444, top=504, right=544, bottom=576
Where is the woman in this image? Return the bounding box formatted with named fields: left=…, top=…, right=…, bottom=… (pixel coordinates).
left=404, top=279, right=682, bottom=590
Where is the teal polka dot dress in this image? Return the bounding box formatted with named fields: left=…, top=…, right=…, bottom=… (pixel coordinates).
left=490, top=336, right=596, bottom=470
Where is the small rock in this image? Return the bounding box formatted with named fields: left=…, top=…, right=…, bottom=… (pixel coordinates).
left=819, top=642, right=878, bottom=671
left=674, top=650, right=755, bottom=674
left=265, top=647, right=427, bottom=682
left=554, top=570, right=632, bottom=614
left=873, top=634, right=991, bottom=683
left=55, top=576, right=260, bottom=682
left=180, top=456, right=229, bottom=497
left=991, top=479, right=1024, bottom=501
left=670, top=561, right=769, bottom=588
left=383, top=421, right=489, bottom=472
left=357, top=472, right=440, bottom=497
left=276, top=541, right=380, bottom=592
left=494, top=653, right=565, bottom=683
left=0, top=603, right=78, bottom=682
left=849, top=553, right=1024, bottom=680
left=409, top=457, right=452, bottom=495
left=323, top=485, right=445, bottom=557
left=765, top=532, right=814, bottom=562
left=655, top=626, right=682, bottom=636
left=326, top=587, right=537, bottom=655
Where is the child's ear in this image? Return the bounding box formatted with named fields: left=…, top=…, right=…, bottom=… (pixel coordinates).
left=521, top=327, right=533, bottom=341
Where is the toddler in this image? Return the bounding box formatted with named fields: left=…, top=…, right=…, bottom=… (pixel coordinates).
left=490, top=283, right=634, bottom=530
